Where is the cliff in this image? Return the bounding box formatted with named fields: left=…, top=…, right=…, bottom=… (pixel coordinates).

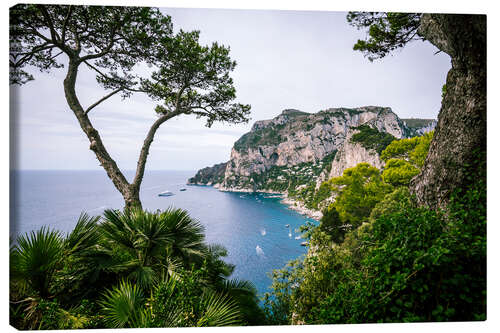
left=187, top=162, right=227, bottom=186
left=220, top=106, right=406, bottom=192
left=402, top=118, right=437, bottom=137
left=188, top=106, right=435, bottom=217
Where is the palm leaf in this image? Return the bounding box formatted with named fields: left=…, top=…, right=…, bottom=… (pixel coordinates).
left=197, top=290, right=243, bottom=327
left=14, top=227, right=63, bottom=297
left=64, top=212, right=101, bottom=256
left=99, top=279, right=145, bottom=328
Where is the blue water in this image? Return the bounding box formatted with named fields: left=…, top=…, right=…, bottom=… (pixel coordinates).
left=10, top=170, right=315, bottom=296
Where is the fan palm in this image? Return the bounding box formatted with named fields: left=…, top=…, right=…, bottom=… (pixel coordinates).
left=196, top=289, right=242, bottom=327
left=100, top=277, right=243, bottom=328
left=11, top=227, right=63, bottom=298
left=99, top=279, right=147, bottom=328
left=100, top=208, right=207, bottom=290
left=58, top=213, right=113, bottom=294
left=202, top=244, right=235, bottom=284
left=218, top=278, right=266, bottom=325
left=151, top=276, right=243, bottom=327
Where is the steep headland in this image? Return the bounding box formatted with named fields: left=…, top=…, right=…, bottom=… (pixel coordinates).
left=188, top=106, right=435, bottom=218
left=188, top=162, right=227, bottom=186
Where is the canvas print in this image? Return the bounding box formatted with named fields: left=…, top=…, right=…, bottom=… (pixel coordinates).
left=9, top=3, right=486, bottom=329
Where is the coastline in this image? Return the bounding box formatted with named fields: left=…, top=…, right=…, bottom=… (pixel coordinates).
left=188, top=182, right=322, bottom=221
left=280, top=195, right=322, bottom=221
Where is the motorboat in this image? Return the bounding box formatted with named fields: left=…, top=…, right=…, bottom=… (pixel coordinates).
left=158, top=191, right=174, bottom=197
left=179, top=188, right=187, bottom=191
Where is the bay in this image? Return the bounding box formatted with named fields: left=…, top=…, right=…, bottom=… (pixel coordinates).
left=10, top=170, right=315, bottom=296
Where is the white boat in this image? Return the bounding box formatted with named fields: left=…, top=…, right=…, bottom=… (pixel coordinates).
left=158, top=191, right=174, bottom=197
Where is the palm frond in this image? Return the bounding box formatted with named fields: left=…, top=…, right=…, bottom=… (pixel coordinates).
left=64, top=212, right=101, bottom=256
left=197, top=290, right=243, bottom=327
left=99, top=279, right=145, bottom=328
left=220, top=278, right=258, bottom=297
left=14, top=227, right=63, bottom=297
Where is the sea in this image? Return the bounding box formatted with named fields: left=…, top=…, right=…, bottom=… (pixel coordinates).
left=10, top=170, right=316, bottom=296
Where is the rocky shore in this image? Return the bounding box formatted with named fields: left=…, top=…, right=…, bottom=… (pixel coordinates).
left=280, top=195, right=322, bottom=221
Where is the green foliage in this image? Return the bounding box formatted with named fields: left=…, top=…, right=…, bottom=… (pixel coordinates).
left=10, top=208, right=262, bottom=329
left=142, top=29, right=250, bottom=127
left=234, top=124, right=285, bottom=152
left=10, top=4, right=250, bottom=209
left=381, top=131, right=433, bottom=166
left=100, top=280, right=146, bottom=328
left=11, top=227, right=63, bottom=298
left=235, top=151, right=336, bottom=196
left=262, top=259, right=304, bottom=325
left=150, top=271, right=243, bottom=327
left=381, top=159, right=420, bottom=186
left=318, top=206, right=345, bottom=244
left=10, top=5, right=173, bottom=86
left=329, top=163, right=392, bottom=230
left=347, top=12, right=423, bottom=61
left=441, top=84, right=447, bottom=98
left=265, top=155, right=486, bottom=324
left=350, top=124, right=396, bottom=154
left=100, top=208, right=206, bottom=290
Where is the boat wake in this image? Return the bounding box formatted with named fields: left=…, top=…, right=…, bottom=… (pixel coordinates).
left=260, top=228, right=266, bottom=236
left=256, top=245, right=265, bottom=256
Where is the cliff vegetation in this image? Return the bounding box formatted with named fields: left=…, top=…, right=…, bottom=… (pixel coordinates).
left=263, top=137, right=486, bottom=325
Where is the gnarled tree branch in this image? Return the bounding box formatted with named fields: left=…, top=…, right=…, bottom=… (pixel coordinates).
left=85, top=88, right=123, bottom=115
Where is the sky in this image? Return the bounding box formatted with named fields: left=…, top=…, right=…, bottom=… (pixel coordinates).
left=10, top=6, right=452, bottom=172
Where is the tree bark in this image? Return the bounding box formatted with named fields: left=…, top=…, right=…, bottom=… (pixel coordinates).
left=63, top=59, right=141, bottom=209
left=132, top=111, right=180, bottom=191
left=410, top=14, right=486, bottom=209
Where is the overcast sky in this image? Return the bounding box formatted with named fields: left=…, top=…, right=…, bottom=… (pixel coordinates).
left=10, top=7, right=451, bottom=172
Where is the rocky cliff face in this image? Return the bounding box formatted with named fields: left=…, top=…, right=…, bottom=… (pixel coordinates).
left=189, top=106, right=436, bottom=199
left=402, top=119, right=437, bottom=137
left=330, top=130, right=385, bottom=176
left=187, top=162, right=227, bottom=186
left=220, top=106, right=407, bottom=191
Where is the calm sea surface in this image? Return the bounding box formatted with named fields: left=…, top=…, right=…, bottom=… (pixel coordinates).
left=10, top=170, right=315, bottom=296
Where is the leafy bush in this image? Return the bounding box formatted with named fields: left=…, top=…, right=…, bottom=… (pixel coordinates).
left=10, top=208, right=262, bottom=329
left=265, top=158, right=486, bottom=324
left=329, top=163, right=392, bottom=229
left=381, top=159, right=420, bottom=186
left=380, top=132, right=433, bottom=187
left=350, top=124, right=396, bottom=154
left=381, top=131, right=433, bottom=167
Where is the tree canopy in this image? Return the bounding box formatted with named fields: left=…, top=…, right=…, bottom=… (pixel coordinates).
left=347, top=12, right=423, bottom=61
left=380, top=132, right=433, bottom=186
left=10, top=4, right=250, bottom=209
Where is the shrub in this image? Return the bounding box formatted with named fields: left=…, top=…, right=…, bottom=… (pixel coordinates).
left=350, top=125, right=396, bottom=154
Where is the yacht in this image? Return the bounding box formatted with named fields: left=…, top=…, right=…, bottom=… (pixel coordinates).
left=158, top=191, right=174, bottom=197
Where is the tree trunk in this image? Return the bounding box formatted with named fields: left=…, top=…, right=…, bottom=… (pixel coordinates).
left=63, top=59, right=142, bottom=209
left=124, top=186, right=142, bottom=211
left=132, top=112, right=179, bottom=192
left=410, top=14, right=486, bottom=210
